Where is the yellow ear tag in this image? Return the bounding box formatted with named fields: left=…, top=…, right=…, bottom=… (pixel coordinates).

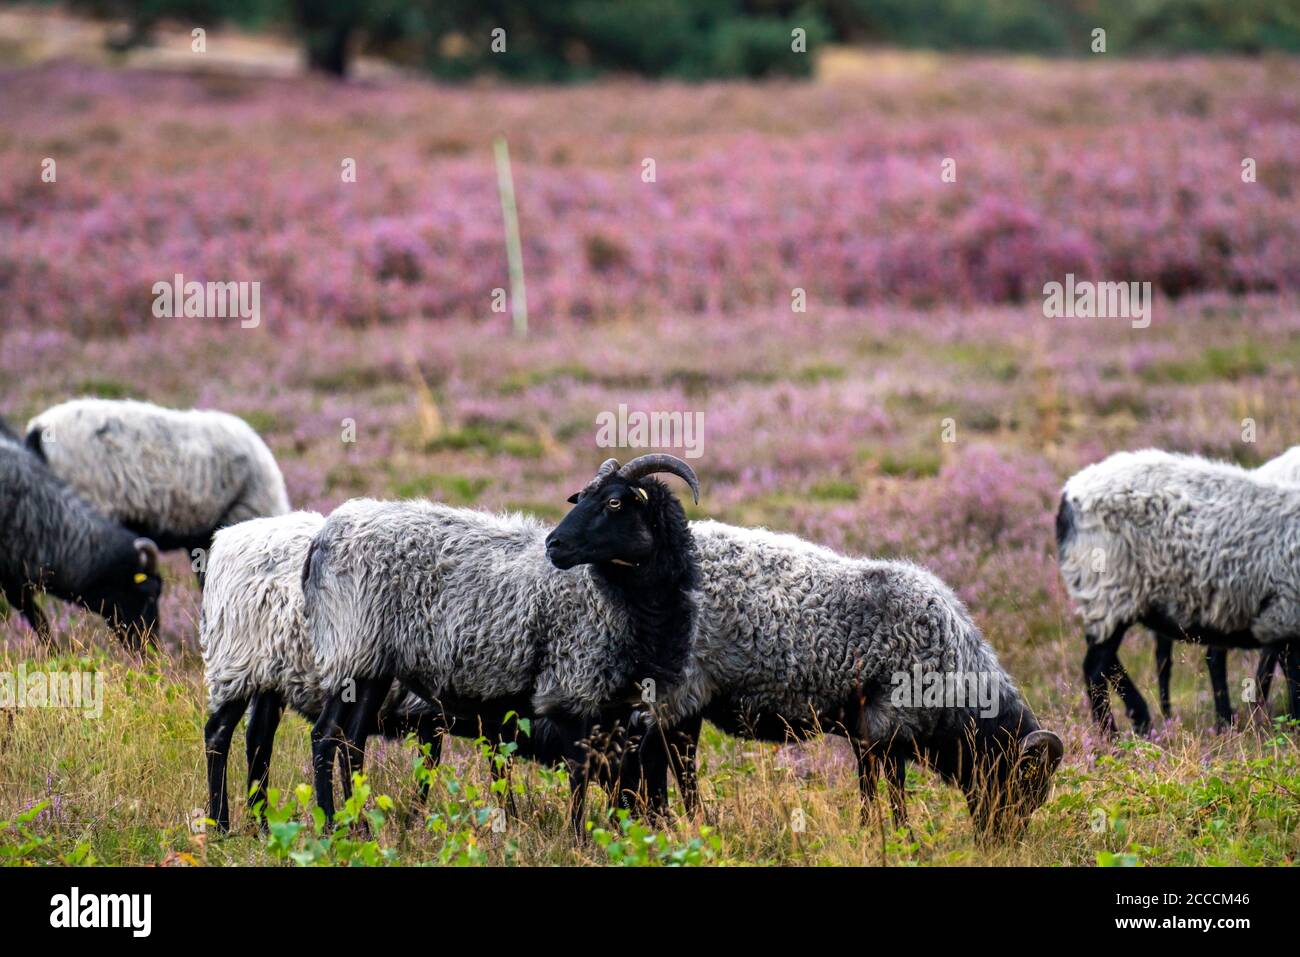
left=134, top=573, right=148, bottom=584
left=634, top=487, right=649, bottom=502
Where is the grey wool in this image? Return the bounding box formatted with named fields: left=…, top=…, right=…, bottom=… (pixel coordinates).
left=27, top=398, right=290, bottom=552
left=201, top=511, right=331, bottom=716
left=628, top=519, right=1060, bottom=838
left=1058, top=449, right=1300, bottom=650
left=667, top=520, right=1027, bottom=742
left=304, top=498, right=684, bottom=717
left=200, top=510, right=429, bottom=832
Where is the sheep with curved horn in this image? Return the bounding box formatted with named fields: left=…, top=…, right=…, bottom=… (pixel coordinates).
left=303, top=453, right=702, bottom=836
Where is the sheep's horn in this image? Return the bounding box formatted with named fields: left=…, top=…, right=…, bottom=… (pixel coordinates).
left=1021, top=729, right=1064, bottom=770
left=134, top=538, right=160, bottom=576
left=618, top=454, right=700, bottom=504
left=579, top=458, right=622, bottom=497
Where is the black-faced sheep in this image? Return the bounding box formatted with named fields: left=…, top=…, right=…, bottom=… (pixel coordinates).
left=26, top=398, right=290, bottom=586
left=304, top=455, right=701, bottom=836
left=1058, top=449, right=1300, bottom=735
left=0, top=437, right=162, bottom=648
left=611, top=519, right=1064, bottom=840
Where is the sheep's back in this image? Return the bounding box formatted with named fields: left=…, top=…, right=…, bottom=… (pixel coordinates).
left=1060, top=450, right=1300, bottom=641
left=29, top=399, right=284, bottom=540
left=307, top=501, right=552, bottom=702
left=679, top=522, right=1012, bottom=729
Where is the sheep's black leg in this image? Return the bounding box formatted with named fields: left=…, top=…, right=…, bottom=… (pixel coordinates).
left=1283, top=641, right=1300, bottom=720
left=1105, top=656, right=1151, bottom=736
left=193, top=534, right=214, bottom=591
left=413, top=713, right=443, bottom=808
left=311, top=694, right=346, bottom=823
left=338, top=677, right=390, bottom=804
left=1155, top=634, right=1173, bottom=718
left=1257, top=646, right=1281, bottom=707
left=546, top=713, right=592, bottom=840
left=666, top=714, right=703, bottom=818
left=626, top=719, right=665, bottom=816
left=1206, top=648, right=1233, bottom=729
left=1086, top=625, right=1150, bottom=735
left=850, top=738, right=879, bottom=824
left=884, top=753, right=909, bottom=832
left=204, top=697, right=248, bottom=833
left=1083, top=629, right=1120, bottom=735
left=245, top=690, right=283, bottom=826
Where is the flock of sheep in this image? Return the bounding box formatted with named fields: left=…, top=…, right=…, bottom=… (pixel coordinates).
left=1, top=396, right=1297, bottom=844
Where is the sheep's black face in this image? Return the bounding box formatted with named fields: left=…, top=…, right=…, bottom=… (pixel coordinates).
left=82, top=572, right=161, bottom=649
left=81, top=542, right=163, bottom=649
left=546, top=480, right=656, bottom=570
left=966, top=730, right=1063, bottom=840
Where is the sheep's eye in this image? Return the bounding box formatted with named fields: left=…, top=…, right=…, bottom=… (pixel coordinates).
left=607, top=498, right=622, bottom=511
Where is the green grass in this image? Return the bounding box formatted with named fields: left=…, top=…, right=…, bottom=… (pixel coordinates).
left=1, top=637, right=1295, bottom=867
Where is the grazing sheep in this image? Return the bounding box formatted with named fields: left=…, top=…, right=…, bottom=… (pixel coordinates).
left=200, top=511, right=438, bottom=832
left=1057, top=449, right=1300, bottom=735
left=26, top=398, right=290, bottom=584
left=1152, top=447, right=1299, bottom=723
left=616, top=519, right=1064, bottom=840
left=304, top=455, right=701, bottom=835
left=0, top=438, right=161, bottom=648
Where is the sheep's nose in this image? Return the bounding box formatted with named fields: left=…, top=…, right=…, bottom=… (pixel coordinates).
left=545, top=534, right=576, bottom=569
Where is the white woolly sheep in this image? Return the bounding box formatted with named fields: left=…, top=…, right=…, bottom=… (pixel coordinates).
left=1057, top=449, right=1300, bottom=735
left=27, top=398, right=290, bottom=585
left=200, top=511, right=434, bottom=832
left=1150, top=446, right=1300, bottom=722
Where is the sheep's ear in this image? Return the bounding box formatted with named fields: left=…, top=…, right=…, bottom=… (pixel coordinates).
left=566, top=492, right=581, bottom=504
left=1020, top=729, right=1063, bottom=775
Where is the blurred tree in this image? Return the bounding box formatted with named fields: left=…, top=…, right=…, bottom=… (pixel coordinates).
left=58, top=0, right=1300, bottom=79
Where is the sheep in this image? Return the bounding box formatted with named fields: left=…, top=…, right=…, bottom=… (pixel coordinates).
left=200, top=511, right=440, bottom=832
left=1150, top=447, right=1299, bottom=724
left=601, top=518, right=1065, bottom=840
left=1057, top=449, right=1300, bottom=736
left=26, top=398, right=290, bottom=586
left=0, top=437, right=162, bottom=648
left=0, top=416, right=21, bottom=447
left=303, top=454, right=701, bottom=835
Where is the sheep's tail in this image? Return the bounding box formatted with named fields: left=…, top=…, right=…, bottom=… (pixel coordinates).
left=23, top=425, right=46, bottom=461
left=1054, top=493, right=1075, bottom=559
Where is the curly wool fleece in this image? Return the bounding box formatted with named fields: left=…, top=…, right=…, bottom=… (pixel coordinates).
left=303, top=498, right=691, bottom=718
left=1058, top=449, right=1300, bottom=647
left=201, top=510, right=424, bottom=719
left=661, top=520, right=1026, bottom=743
left=28, top=398, right=290, bottom=546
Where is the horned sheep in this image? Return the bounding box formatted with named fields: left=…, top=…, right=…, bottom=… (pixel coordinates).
left=303, top=455, right=702, bottom=835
